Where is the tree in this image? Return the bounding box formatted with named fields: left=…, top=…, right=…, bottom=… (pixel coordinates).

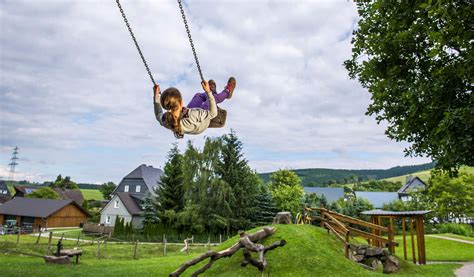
left=268, top=170, right=304, bottom=216
left=99, top=182, right=116, bottom=200
left=251, top=183, right=278, bottom=227
left=216, top=131, right=259, bottom=232
left=330, top=197, right=374, bottom=221
left=345, top=1, right=473, bottom=171
left=50, top=175, right=79, bottom=189
left=156, top=143, right=185, bottom=225
left=426, top=171, right=474, bottom=222
left=26, top=187, right=60, bottom=200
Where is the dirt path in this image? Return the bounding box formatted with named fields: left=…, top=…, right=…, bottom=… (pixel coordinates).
left=426, top=235, right=474, bottom=245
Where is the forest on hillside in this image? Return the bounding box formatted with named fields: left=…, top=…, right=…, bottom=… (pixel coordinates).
left=259, top=162, right=436, bottom=186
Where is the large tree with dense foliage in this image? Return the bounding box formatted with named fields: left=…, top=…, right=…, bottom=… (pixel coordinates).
left=268, top=170, right=304, bottom=216
left=99, top=182, right=116, bottom=200
left=216, top=131, right=259, bottom=231
left=50, top=175, right=79, bottom=190
left=345, top=1, right=473, bottom=171
left=156, top=143, right=185, bottom=226
left=26, top=187, right=60, bottom=200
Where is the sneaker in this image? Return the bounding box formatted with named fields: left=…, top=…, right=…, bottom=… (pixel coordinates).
left=225, top=77, right=236, bottom=99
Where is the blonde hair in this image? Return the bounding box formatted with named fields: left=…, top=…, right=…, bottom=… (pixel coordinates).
left=161, top=87, right=183, bottom=138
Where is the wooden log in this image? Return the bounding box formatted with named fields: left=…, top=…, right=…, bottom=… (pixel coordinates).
left=44, top=255, right=71, bottom=265
left=170, top=227, right=282, bottom=277
left=16, top=228, right=21, bottom=244
left=388, top=217, right=395, bottom=254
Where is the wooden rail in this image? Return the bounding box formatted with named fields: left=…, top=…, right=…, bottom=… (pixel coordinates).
left=304, top=206, right=396, bottom=255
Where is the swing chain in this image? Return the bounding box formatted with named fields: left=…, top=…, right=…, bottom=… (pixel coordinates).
left=177, top=0, right=205, bottom=83
left=116, top=0, right=156, bottom=86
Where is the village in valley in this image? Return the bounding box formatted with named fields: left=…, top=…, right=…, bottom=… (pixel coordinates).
left=1, top=0, right=473, bottom=276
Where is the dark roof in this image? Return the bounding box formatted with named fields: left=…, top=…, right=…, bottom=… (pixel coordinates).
left=354, top=191, right=399, bottom=208
left=361, top=209, right=432, bottom=216
left=0, top=197, right=88, bottom=218
left=53, top=188, right=84, bottom=206
left=303, top=187, right=345, bottom=203
left=117, top=192, right=143, bottom=216
left=115, top=164, right=163, bottom=194
left=398, top=176, right=426, bottom=194
left=14, top=185, right=39, bottom=195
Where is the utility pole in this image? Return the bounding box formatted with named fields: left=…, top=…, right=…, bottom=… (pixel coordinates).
left=8, top=146, right=19, bottom=181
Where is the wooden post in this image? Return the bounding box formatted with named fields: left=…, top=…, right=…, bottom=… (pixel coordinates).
left=163, top=234, right=167, bottom=256
left=345, top=231, right=350, bottom=258
left=76, top=231, right=81, bottom=246
left=388, top=217, right=395, bottom=254
left=46, top=232, right=53, bottom=255
left=133, top=240, right=139, bottom=259
left=207, top=235, right=211, bottom=250
left=409, top=217, right=417, bottom=264
left=97, top=239, right=101, bottom=259
left=16, top=228, right=21, bottom=244
left=219, top=234, right=222, bottom=244
left=416, top=216, right=426, bottom=264
left=35, top=229, right=42, bottom=244
left=402, top=216, right=407, bottom=260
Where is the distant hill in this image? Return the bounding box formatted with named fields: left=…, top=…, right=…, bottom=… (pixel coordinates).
left=259, top=162, right=436, bottom=186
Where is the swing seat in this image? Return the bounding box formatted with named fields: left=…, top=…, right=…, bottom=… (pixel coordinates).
left=209, top=107, right=227, bottom=128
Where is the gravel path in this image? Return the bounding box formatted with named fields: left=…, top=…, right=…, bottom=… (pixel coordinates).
left=455, top=261, right=474, bottom=277
left=426, top=235, right=474, bottom=245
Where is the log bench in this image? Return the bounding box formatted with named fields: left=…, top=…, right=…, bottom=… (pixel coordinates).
left=54, top=249, right=83, bottom=264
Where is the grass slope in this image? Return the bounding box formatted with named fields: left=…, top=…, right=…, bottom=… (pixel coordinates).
left=383, top=166, right=474, bottom=184
left=80, top=189, right=104, bottom=200
left=0, top=225, right=463, bottom=276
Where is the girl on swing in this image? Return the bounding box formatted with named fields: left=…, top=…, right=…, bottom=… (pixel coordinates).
left=154, top=77, right=236, bottom=138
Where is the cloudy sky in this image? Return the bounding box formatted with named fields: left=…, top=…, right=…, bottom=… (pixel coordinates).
left=0, top=0, right=431, bottom=184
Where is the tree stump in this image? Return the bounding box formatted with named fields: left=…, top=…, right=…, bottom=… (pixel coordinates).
left=273, top=212, right=292, bottom=224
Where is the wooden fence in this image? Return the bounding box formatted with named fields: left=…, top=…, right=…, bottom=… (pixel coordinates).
left=83, top=223, right=114, bottom=236
left=303, top=207, right=397, bottom=258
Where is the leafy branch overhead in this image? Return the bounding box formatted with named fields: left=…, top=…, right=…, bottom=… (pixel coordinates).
left=345, top=1, right=473, bottom=171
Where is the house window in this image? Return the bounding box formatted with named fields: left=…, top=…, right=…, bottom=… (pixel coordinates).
left=106, top=216, right=111, bottom=224
left=114, top=200, right=119, bottom=208
left=136, top=185, right=141, bottom=192
left=124, top=185, right=129, bottom=192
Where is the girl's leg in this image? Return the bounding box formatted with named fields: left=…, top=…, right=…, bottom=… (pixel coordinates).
left=187, top=92, right=207, bottom=109
left=213, top=89, right=230, bottom=104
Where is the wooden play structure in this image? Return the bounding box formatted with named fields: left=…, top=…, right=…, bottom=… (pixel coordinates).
left=361, top=210, right=431, bottom=264
left=302, top=207, right=430, bottom=265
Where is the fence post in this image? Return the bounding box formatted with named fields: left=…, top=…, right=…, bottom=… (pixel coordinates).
left=76, top=231, right=81, bottom=245
left=97, top=239, right=101, bottom=259
left=388, top=224, right=394, bottom=254
left=219, top=234, right=222, bottom=244
left=163, top=234, right=167, bottom=256
left=133, top=240, right=139, bottom=259
left=345, top=231, right=350, bottom=258
left=35, top=229, right=42, bottom=244
left=46, top=232, right=53, bottom=255
left=207, top=235, right=211, bottom=250
left=16, top=227, right=21, bottom=244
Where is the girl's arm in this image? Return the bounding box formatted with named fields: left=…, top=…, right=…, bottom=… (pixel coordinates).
left=153, top=85, right=165, bottom=125
left=202, top=81, right=218, bottom=119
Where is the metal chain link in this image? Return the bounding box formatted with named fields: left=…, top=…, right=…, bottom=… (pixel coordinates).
left=177, top=0, right=205, bottom=83
left=116, top=0, right=156, bottom=86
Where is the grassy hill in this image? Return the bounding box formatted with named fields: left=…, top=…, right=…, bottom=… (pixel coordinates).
left=383, top=165, right=474, bottom=184
left=0, top=224, right=461, bottom=276
left=259, top=162, right=436, bottom=186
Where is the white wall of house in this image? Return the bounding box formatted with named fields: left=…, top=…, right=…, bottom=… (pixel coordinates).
left=100, top=195, right=132, bottom=226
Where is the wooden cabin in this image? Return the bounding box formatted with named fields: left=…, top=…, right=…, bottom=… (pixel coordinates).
left=0, top=197, right=88, bottom=230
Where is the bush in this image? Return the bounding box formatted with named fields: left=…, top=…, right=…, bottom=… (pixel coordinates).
left=437, top=223, right=473, bottom=237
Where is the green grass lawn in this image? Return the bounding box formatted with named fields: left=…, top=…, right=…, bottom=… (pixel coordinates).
left=0, top=225, right=463, bottom=276
left=80, top=189, right=104, bottom=200
left=394, top=235, right=474, bottom=262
